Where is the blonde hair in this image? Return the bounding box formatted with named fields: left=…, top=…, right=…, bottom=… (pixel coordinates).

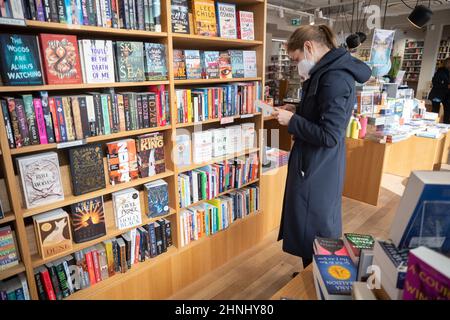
left=287, top=25, right=337, bottom=52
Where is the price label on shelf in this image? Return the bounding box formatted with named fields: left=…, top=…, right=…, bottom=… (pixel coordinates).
left=0, top=17, right=26, bottom=26
left=220, top=117, right=234, bottom=125
left=57, top=139, right=86, bottom=149
left=240, top=114, right=254, bottom=119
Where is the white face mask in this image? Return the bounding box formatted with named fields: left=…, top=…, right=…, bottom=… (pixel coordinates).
left=297, top=46, right=316, bottom=80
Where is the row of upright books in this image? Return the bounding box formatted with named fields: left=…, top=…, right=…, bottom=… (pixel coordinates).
left=33, top=219, right=172, bottom=300
left=178, top=153, right=259, bottom=208
left=0, top=225, right=19, bottom=272
left=1, top=86, right=169, bottom=149
left=0, top=0, right=162, bottom=31
left=175, top=81, right=261, bottom=123
left=0, top=273, right=30, bottom=300
left=16, top=134, right=165, bottom=209
left=0, top=33, right=168, bottom=86
left=180, top=184, right=259, bottom=247
left=32, top=180, right=170, bottom=260
left=174, top=50, right=257, bottom=80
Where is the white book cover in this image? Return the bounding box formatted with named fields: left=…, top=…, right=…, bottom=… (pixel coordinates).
left=243, top=51, right=257, bottom=78
left=18, top=273, right=30, bottom=300
left=17, top=152, right=64, bottom=209
left=238, top=11, right=254, bottom=40
left=225, top=125, right=242, bottom=155
left=211, top=128, right=227, bottom=157
left=192, top=131, right=212, bottom=163
left=192, top=171, right=199, bottom=203
left=112, top=188, right=142, bottom=230
left=217, top=2, right=237, bottom=39
left=241, top=123, right=255, bottom=150
left=80, top=39, right=115, bottom=83
left=176, top=134, right=191, bottom=166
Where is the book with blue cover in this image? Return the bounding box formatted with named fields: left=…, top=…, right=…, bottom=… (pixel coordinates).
left=144, top=43, right=168, bottom=80
left=144, top=179, right=170, bottom=218
left=228, top=50, right=244, bottom=78
left=184, top=50, right=202, bottom=79
left=313, top=255, right=356, bottom=299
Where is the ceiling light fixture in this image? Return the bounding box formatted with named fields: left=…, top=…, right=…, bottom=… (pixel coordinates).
left=407, top=4, right=433, bottom=28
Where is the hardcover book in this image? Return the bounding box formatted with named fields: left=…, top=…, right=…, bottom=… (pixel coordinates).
left=211, top=128, right=227, bottom=157
left=216, top=2, right=237, bottom=39
left=144, top=179, right=170, bottom=218
left=176, top=133, right=191, bottom=166
left=237, top=11, right=254, bottom=40
left=373, top=240, right=409, bottom=290
left=16, top=152, right=64, bottom=209
left=136, top=132, right=166, bottom=178
left=0, top=226, right=19, bottom=271
left=0, top=34, right=43, bottom=86
left=241, top=122, right=255, bottom=150
left=202, top=51, right=220, bottom=79
left=243, top=50, right=257, bottom=78
left=112, top=188, right=142, bottom=230
left=229, top=50, right=244, bottom=78
left=184, top=49, right=202, bottom=79
left=171, top=0, right=190, bottom=34
left=39, top=33, right=82, bottom=84
left=218, top=51, right=232, bottom=79
left=106, top=139, right=139, bottom=185
left=173, top=49, right=187, bottom=80
left=144, top=43, right=168, bottom=80
left=33, top=209, right=73, bottom=259
left=192, top=0, right=217, bottom=36
left=343, top=233, right=375, bottom=260
left=192, top=130, right=212, bottom=164
left=68, top=143, right=106, bottom=195
left=115, top=41, right=145, bottom=82
left=314, top=237, right=350, bottom=256
left=79, top=39, right=115, bottom=83
left=69, top=197, right=106, bottom=243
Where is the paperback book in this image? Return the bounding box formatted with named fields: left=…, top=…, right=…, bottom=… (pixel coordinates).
left=112, top=188, right=142, bottom=230
left=115, top=41, right=145, bottom=82
left=144, top=179, right=170, bottom=218
left=144, top=43, right=168, bottom=80
left=216, top=2, right=237, bottom=39
left=79, top=39, right=115, bottom=83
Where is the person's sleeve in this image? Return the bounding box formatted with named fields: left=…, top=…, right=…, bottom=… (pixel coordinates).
left=287, top=71, right=352, bottom=148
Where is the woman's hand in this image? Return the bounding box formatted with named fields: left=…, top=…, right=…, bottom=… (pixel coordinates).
left=278, top=104, right=296, bottom=113
left=272, top=108, right=294, bottom=126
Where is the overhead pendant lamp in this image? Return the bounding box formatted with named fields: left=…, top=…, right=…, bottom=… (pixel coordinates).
left=408, top=5, right=433, bottom=28
left=346, top=33, right=361, bottom=49
left=356, top=32, right=367, bottom=44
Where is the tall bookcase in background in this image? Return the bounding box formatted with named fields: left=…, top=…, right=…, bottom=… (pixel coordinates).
left=436, top=38, right=450, bottom=69
left=0, top=0, right=269, bottom=300
left=402, top=39, right=424, bottom=94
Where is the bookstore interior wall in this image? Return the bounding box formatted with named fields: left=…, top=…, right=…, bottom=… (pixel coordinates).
left=0, top=0, right=277, bottom=300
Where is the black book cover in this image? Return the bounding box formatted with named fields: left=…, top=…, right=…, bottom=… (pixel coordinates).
left=70, top=196, right=107, bottom=243
left=68, top=143, right=106, bottom=195
left=154, top=222, right=163, bottom=255
left=164, top=218, right=172, bottom=247
left=34, top=270, right=47, bottom=300
left=92, top=93, right=104, bottom=136
left=1, top=100, right=15, bottom=148
left=54, top=261, right=71, bottom=298
left=171, top=0, right=190, bottom=34
left=123, top=94, right=132, bottom=131
left=56, top=0, right=66, bottom=23
left=46, top=264, right=63, bottom=300
left=25, top=0, right=37, bottom=20
left=77, top=96, right=91, bottom=138
left=112, top=239, right=120, bottom=273
left=14, top=98, right=31, bottom=146
left=136, top=94, right=143, bottom=129
left=49, top=0, right=59, bottom=21
left=141, top=94, right=150, bottom=128
left=158, top=219, right=168, bottom=252
left=148, top=93, right=157, bottom=128
left=39, top=91, right=55, bottom=143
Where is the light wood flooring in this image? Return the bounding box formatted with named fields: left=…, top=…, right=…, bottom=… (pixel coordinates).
left=168, top=173, right=408, bottom=300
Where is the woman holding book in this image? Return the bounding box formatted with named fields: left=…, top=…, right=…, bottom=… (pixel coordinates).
left=272, top=25, right=371, bottom=273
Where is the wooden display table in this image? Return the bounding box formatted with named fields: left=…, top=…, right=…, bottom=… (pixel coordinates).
left=270, top=264, right=317, bottom=300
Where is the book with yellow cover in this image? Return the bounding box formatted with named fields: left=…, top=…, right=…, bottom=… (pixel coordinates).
left=192, top=0, right=218, bottom=37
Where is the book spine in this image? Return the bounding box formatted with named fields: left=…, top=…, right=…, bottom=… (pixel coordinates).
left=33, top=98, right=48, bottom=144
left=77, top=97, right=91, bottom=138
left=55, top=97, right=67, bottom=142
left=141, top=94, right=150, bottom=128
left=14, top=99, right=30, bottom=146
left=40, top=269, right=56, bottom=300
left=137, top=0, right=144, bottom=30
left=84, top=251, right=97, bottom=285
left=70, top=97, right=83, bottom=140
left=55, top=263, right=71, bottom=298
left=152, top=0, right=160, bottom=32
left=34, top=271, right=47, bottom=300
left=93, top=94, right=104, bottom=135
left=81, top=0, right=89, bottom=25
left=62, top=260, right=75, bottom=294
left=165, top=219, right=172, bottom=246
left=48, top=97, right=61, bottom=143
left=148, top=223, right=157, bottom=258
left=129, top=0, right=135, bottom=30
left=56, top=0, right=66, bottom=23
left=63, top=97, right=76, bottom=141
left=129, top=93, right=138, bottom=130
left=35, top=0, right=46, bottom=21
left=112, top=240, right=120, bottom=273
left=101, top=95, right=111, bottom=135
left=49, top=0, right=59, bottom=21
left=159, top=220, right=167, bottom=252
left=22, top=95, right=39, bottom=145
left=95, top=0, right=102, bottom=26
left=123, top=94, right=132, bottom=131
left=148, top=0, right=154, bottom=31
left=107, top=95, right=114, bottom=133
left=86, top=0, right=96, bottom=25
left=117, top=94, right=126, bottom=131
left=111, top=0, right=118, bottom=28
left=91, top=250, right=102, bottom=283
left=119, top=244, right=127, bottom=272
left=39, top=92, right=55, bottom=143
left=47, top=265, right=63, bottom=300
left=104, top=0, right=111, bottom=27
left=110, top=93, right=120, bottom=133
left=27, top=0, right=37, bottom=20
left=1, top=100, right=15, bottom=148
left=136, top=94, right=143, bottom=129
left=143, top=0, right=150, bottom=30
left=104, top=242, right=115, bottom=276
left=43, top=0, right=51, bottom=21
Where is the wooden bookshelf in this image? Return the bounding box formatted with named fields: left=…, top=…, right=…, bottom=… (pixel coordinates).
left=0, top=0, right=269, bottom=300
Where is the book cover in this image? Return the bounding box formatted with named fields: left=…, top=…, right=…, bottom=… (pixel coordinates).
left=218, top=51, right=232, bottom=79
left=192, top=131, right=212, bottom=163
left=241, top=122, right=255, bottom=149
left=403, top=246, right=450, bottom=300
left=69, top=197, right=105, bottom=243
left=173, top=49, right=187, bottom=80
left=314, top=237, right=350, bottom=256
left=216, top=2, right=237, bottom=39
left=40, top=91, right=55, bottom=143
left=33, top=209, right=73, bottom=259
left=0, top=34, right=43, bottom=86
left=192, top=0, right=217, bottom=37
left=79, top=39, right=115, bottom=83
left=211, top=128, right=226, bottom=157
left=17, top=152, right=64, bottom=209
left=243, top=50, right=257, bottom=78
left=313, top=255, right=356, bottom=297
left=237, top=11, right=254, bottom=40
left=5, top=98, right=23, bottom=148
left=136, top=132, right=165, bottom=178
left=184, top=49, right=202, bottom=79
left=144, top=43, right=167, bottom=80
left=176, top=133, right=191, bottom=166
left=144, top=179, right=169, bottom=218
left=1, top=99, right=15, bottom=148
left=106, top=139, right=139, bottom=185
left=344, top=233, right=375, bottom=258
left=229, top=50, right=244, bottom=78
left=202, top=51, right=220, bottom=79
left=33, top=98, right=48, bottom=145
left=115, top=41, right=145, bottom=82
left=171, top=0, right=190, bottom=34
left=68, top=143, right=106, bottom=195
left=39, top=33, right=82, bottom=84
left=0, top=226, right=19, bottom=271
left=112, top=188, right=142, bottom=230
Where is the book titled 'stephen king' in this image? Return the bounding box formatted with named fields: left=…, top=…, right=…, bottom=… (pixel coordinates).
left=0, top=34, right=44, bottom=86
left=136, top=132, right=165, bottom=178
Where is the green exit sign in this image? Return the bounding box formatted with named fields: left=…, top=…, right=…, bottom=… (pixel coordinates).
left=291, top=18, right=301, bottom=26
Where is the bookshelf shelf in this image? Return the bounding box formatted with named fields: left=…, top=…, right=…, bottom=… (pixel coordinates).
left=31, top=209, right=176, bottom=268
left=174, top=77, right=262, bottom=85
left=0, top=212, right=15, bottom=225
left=178, top=147, right=259, bottom=173
left=10, top=125, right=173, bottom=155
left=175, top=112, right=261, bottom=128
left=172, top=34, right=263, bottom=49
left=0, top=263, right=26, bottom=281
left=0, top=80, right=170, bottom=93
left=179, top=179, right=260, bottom=210
left=24, top=20, right=168, bottom=39
left=22, top=170, right=175, bottom=218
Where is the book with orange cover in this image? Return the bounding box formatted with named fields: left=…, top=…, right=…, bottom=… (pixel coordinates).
left=192, top=0, right=217, bottom=36
left=106, top=139, right=139, bottom=185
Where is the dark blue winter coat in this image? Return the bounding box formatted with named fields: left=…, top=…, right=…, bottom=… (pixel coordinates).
left=277, top=47, right=372, bottom=259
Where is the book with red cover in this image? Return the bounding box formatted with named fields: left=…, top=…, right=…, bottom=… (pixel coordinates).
left=91, top=248, right=102, bottom=283
left=39, top=267, right=56, bottom=300
left=313, top=237, right=350, bottom=256
left=84, top=249, right=97, bottom=285
left=39, top=34, right=83, bottom=85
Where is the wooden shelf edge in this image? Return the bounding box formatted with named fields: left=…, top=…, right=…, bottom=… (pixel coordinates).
left=31, top=209, right=177, bottom=268
left=174, top=77, right=262, bottom=85
left=0, top=80, right=169, bottom=93
left=178, top=148, right=259, bottom=173
left=175, top=113, right=261, bottom=128
left=0, top=262, right=26, bottom=281
left=172, top=33, right=263, bottom=45
left=10, top=125, right=172, bottom=155
left=0, top=212, right=16, bottom=224
left=23, top=170, right=175, bottom=218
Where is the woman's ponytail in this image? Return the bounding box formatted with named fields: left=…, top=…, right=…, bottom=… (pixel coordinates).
left=287, top=24, right=338, bottom=52
left=318, top=25, right=337, bottom=49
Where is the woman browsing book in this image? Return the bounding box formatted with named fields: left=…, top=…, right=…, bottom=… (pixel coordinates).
left=272, top=25, right=371, bottom=274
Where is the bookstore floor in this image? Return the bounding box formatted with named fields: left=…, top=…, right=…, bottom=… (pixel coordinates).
left=168, top=173, right=409, bottom=300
